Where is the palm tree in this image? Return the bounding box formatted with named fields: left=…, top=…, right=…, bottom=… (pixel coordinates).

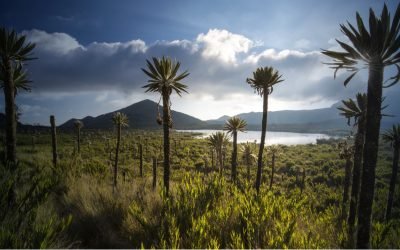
left=74, top=120, right=83, bottom=154
left=112, top=112, right=129, bottom=189
left=207, top=132, right=229, bottom=175
left=338, top=93, right=367, bottom=243
left=382, top=124, right=400, bottom=221
left=0, top=28, right=35, bottom=164
left=268, top=145, right=282, bottom=190
left=241, top=142, right=257, bottom=181
left=246, top=66, right=283, bottom=193
left=322, top=4, right=400, bottom=247
left=142, top=56, right=189, bottom=195
left=337, top=140, right=354, bottom=220
left=224, top=116, right=247, bottom=182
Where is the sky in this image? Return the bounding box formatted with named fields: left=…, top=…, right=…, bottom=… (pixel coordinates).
left=1, top=0, right=400, bottom=125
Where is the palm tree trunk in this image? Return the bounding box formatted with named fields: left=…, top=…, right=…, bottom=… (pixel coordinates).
left=256, top=92, right=269, bottom=193
left=50, top=115, right=57, bottom=168
left=77, top=127, right=81, bottom=154
left=3, top=59, right=17, bottom=164
left=269, top=153, right=275, bottom=190
left=139, top=143, right=143, bottom=177
left=348, top=119, right=365, bottom=243
left=342, top=158, right=352, bottom=219
left=219, top=148, right=223, bottom=176
left=232, top=131, right=238, bottom=182
left=356, top=64, right=383, bottom=249
left=114, top=123, right=121, bottom=188
left=211, top=148, right=214, bottom=171
left=162, top=91, right=171, bottom=195
left=385, top=145, right=399, bottom=221
left=153, top=157, right=157, bottom=190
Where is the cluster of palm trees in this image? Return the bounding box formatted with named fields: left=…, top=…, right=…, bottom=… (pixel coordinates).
left=1, top=3, right=399, bottom=248
left=323, top=3, right=400, bottom=248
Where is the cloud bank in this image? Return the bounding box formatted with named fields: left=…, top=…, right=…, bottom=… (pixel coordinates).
left=13, top=28, right=399, bottom=123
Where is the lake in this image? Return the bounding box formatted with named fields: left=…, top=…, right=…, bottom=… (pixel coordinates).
left=178, top=129, right=333, bottom=145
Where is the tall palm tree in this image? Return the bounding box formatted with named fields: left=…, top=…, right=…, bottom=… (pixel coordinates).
left=142, top=56, right=189, bottom=195
left=0, top=28, right=35, bottom=164
left=241, top=142, right=257, bottom=181
left=337, top=140, right=354, bottom=220
left=322, top=4, right=400, bottom=247
left=246, top=66, right=283, bottom=193
left=207, top=132, right=229, bottom=175
left=74, top=120, right=83, bottom=154
left=224, top=116, right=247, bottom=182
left=382, top=124, right=400, bottom=221
left=338, top=93, right=367, bottom=243
left=268, top=145, right=282, bottom=190
left=112, top=112, right=129, bottom=189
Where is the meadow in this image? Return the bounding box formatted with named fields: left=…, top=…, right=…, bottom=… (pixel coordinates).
left=1, top=129, right=399, bottom=248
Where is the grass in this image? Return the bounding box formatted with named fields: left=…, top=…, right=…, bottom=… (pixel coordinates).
left=0, top=129, right=399, bottom=248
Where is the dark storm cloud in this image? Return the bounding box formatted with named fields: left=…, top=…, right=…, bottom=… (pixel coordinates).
left=21, top=28, right=392, bottom=106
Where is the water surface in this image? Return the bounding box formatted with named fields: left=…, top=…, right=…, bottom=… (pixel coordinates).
left=178, top=129, right=332, bottom=145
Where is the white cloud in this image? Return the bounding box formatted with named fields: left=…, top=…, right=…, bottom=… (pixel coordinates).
left=23, top=29, right=83, bottom=55
left=18, top=28, right=385, bottom=122
left=196, top=29, right=253, bottom=64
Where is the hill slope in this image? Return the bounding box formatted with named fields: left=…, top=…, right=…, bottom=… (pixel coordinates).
left=60, top=99, right=208, bottom=130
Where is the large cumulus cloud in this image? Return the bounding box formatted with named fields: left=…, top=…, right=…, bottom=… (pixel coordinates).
left=17, top=28, right=400, bottom=123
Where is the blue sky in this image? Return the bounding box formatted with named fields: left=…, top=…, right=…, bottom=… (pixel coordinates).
left=1, top=0, right=400, bottom=125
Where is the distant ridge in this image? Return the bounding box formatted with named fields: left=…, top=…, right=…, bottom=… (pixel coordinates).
left=60, top=99, right=208, bottom=130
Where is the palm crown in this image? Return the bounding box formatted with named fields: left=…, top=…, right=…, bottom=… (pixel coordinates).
left=112, top=112, right=129, bottom=127
left=382, top=124, right=400, bottom=148
left=0, top=28, right=35, bottom=63
left=241, top=142, right=257, bottom=162
left=322, top=4, right=400, bottom=87
left=224, top=116, right=247, bottom=135
left=142, top=56, right=189, bottom=96
left=246, top=66, right=283, bottom=97
left=74, top=120, right=84, bottom=129
left=0, top=64, right=31, bottom=95
left=338, top=93, right=367, bottom=126
left=208, top=132, right=229, bottom=149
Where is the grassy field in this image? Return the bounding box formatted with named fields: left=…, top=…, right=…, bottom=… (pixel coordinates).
left=1, top=129, right=399, bottom=248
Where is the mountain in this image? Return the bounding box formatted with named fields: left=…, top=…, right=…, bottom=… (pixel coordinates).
left=206, top=102, right=400, bottom=134
left=60, top=99, right=208, bottom=130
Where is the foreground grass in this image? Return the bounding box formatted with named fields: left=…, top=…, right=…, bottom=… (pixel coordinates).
left=0, top=130, right=399, bottom=248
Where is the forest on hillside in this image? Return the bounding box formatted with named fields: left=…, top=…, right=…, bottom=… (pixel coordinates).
left=1, top=2, right=400, bottom=249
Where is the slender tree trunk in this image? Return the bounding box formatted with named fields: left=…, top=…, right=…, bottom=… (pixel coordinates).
left=162, top=91, right=171, bottom=195
left=3, top=59, right=17, bottom=164
left=219, top=148, right=223, bottom=176
left=269, top=153, right=275, bottom=190
left=356, top=64, right=383, bottom=249
left=232, top=131, right=238, bottom=182
left=114, top=123, right=121, bottom=188
left=256, top=91, right=269, bottom=193
left=348, top=119, right=365, bottom=243
left=301, top=168, right=306, bottom=194
left=385, top=145, right=399, bottom=221
left=139, top=143, right=143, bottom=177
left=153, top=157, right=157, bottom=190
left=77, top=127, right=81, bottom=154
left=342, top=158, right=352, bottom=219
left=211, top=148, right=214, bottom=171
left=247, top=161, right=251, bottom=182
left=50, top=115, right=57, bottom=168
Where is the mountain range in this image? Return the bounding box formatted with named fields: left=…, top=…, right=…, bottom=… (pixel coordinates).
left=2, top=99, right=400, bottom=134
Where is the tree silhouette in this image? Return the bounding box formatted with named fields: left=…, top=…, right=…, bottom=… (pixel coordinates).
left=0, top=28, right=35, bottom=164
left=74, top=120, right=83, bottom=154
left=268, top=145, right=282, bottom=190
left=382, top=124, right=400, bottom=221
left=338, top=93, right=367, bottom=244
left=208, top=131, right=229, bottom=176
left=241, top=142, right=257, bottom=181
left=322, top=4, right=400, bottom=247
left=142, top=56, right=189, bottom=195
left=246, top=66, right=283, bottom=193
left=337, top=140, right=354, bottom=221
left=112, top=112, right=129, bottom=189
left=224, top=116, right=247, bottom=182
